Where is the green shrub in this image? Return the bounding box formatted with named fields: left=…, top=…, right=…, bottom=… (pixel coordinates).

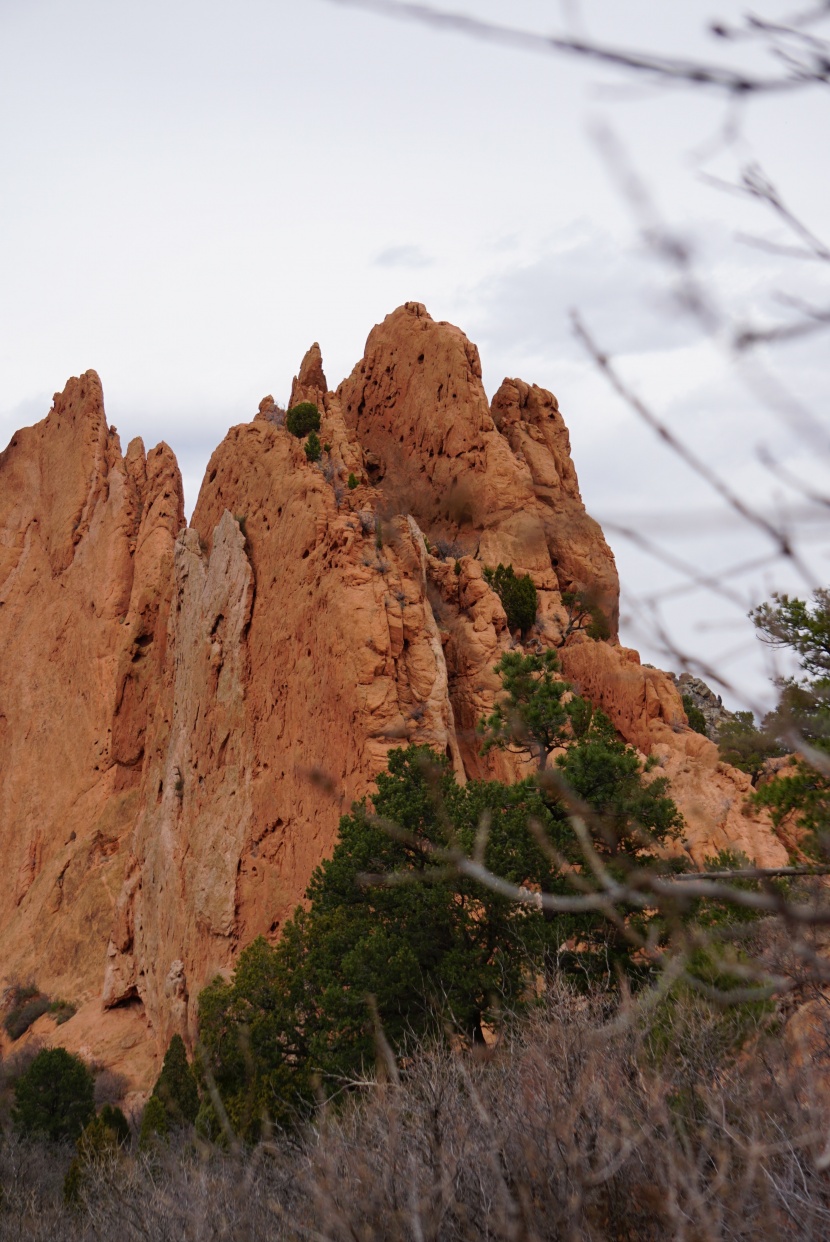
left=682, top=694, right=708, bottom=736
left=4, top=993, right=51, bottom=1040
left=152, top=1034, right=199, bottom=1127
left=483, top=563, right=538, bottom=635
left=286, top=402, right=321, bottom=438
left=304, top=430, right=322, bottom=463
left=561, top=590, right=611, bottom=642
left=323, top=442, right=332, bottom=454
left=64, top=1113, right=122, bottom=1204
left=13, top=1047, right=95, bottom=1141
left=347, top=473, right=358, bottom=490
left=99, top=1102, right=131, bottom=1145
left=719, top=711, right=785, bottom=784
left=645, top=949, right=774, bottom=1091
left=139, top=1094, right=169, bottom=1150
left=50, top=999, right=76, bottom=1025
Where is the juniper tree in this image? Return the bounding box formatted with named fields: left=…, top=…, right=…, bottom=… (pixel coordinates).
left=13, top=1047, right=94, bottom=1142
left=478, top=649, right=577, bottom=771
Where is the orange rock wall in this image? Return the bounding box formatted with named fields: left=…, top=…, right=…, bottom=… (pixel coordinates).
left=0, top=372, right=182, bottom=1054
left=0, top=308, right=788, bottom=1087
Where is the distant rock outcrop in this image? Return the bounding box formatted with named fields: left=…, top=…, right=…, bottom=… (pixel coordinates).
left=671, top=671, right=736, bottom=740
left=0, top=308, right=788, bottom=1087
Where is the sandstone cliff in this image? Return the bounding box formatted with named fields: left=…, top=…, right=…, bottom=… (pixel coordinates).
left=0, top=307, right=787, bottom=1090
left=0, top=372, right=183, bottom=1084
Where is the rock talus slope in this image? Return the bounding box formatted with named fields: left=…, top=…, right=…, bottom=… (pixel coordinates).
left=0, top=307, right=787, bottom=1085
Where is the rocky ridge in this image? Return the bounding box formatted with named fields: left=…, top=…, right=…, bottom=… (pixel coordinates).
left=670, top=671, right=737, bottom=740
left=0, top=304, right=787, bottom=1091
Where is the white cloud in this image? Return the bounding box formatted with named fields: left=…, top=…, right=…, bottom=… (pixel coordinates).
left=373, top=244, right=434, bottom=268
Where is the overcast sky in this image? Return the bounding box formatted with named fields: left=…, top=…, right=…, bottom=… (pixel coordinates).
left=1, top=0, right=828, bottom=710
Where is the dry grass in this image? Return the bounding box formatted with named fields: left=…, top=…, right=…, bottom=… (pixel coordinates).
left=1, top=981, right=829, bottom=1239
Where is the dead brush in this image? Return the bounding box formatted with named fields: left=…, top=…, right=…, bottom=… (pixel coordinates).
left=2, top=986, right=830, bottom=1239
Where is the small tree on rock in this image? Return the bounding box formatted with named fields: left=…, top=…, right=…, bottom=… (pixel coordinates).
left=479, top=650, right=581, bottom=771
left=285, top=402, right=321, bottom=438
left=484, top=564, right=538, bottom=636
left=304, top=430, right=322, bottom=462
left=749, top=590, right=830, bottom=848
left=718, top=711, right=784, bottom=784
left=559, top=590, right=611, bottom=645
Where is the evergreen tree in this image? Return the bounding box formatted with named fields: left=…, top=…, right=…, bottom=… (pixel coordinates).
left=478, top=649, right=578, bottom=770
left=749, top=591, right=830, bottom=849
left=139, top=1094, right=169, bottom=1150
left=483, top=563, right=538, bottom=635
left=99, top=1103, right=131, bottom=1146
left=12, top=1047, right=94, bottom=1142
left=285, top=402, right=321, bottom=438
left=64, top=1114, right=122, bottom=1205
left=152, top=1033, right=199, bottom=1127
left=304, top=429, right=322, bottom=462
left=718, top=711, right=784, bottom=785
left=198, top=726, right=683, bottom=1137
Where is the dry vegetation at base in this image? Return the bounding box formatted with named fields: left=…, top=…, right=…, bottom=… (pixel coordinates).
left=2, top=980, right=830, bottom=1241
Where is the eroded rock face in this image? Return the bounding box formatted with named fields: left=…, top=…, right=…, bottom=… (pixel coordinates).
left=104, top=401, right=464, bottom=1046
left=0, top=308, right=789, bottom=1086
left=671, top=671, right=736, bottom=741
left=0, top=372, right=183, bottom=1026
left=337, top=303, right=620, bottom=635
left=558, top=639, right=787, bottom=867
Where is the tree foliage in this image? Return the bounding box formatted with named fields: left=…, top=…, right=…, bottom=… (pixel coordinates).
left=483, top=563, right=538, bottom=635
left=64, top=1113, right=124, bottom=1204
left=99, top=1103, right=131, bottom=1146
left=285, top=401, right=321, bottom=438
left=682, top=694, right=709, bottom=737
left=152, top=1034, right=199, bottom=1128
left=748, top=591, right=830, bottom=848
left=198, top=709, right=683, bottom=1138
left=751, top=590, right=830, bottom=680
left=303, top=429, right=322, bottom=462
left=560, top=589, right=611, bottom=644
left=138, top=1094, right=169, bottom=1151
left=478, top=650, right=581, bottom=770
left=13, top=1047, right=95, bottom=1142
left=718, top=711, right=784, bottom=784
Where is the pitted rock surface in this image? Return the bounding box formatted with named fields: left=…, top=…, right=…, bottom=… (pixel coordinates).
left=0, top=310, right=787, bottom=1088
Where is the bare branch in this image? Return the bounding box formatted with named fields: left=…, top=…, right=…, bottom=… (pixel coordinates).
left=572, top=311, right=813, bottom=575
left=320, top=0, right=830, bottom=92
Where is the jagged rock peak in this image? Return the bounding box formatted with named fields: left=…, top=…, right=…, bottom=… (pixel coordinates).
left=0, top=318, right=790, bottom=1094
left=336, top=301, right=620, bottom=633
left=290, top=342, right=327, bottom=407
left=0, top=374, right=186, bottom=1088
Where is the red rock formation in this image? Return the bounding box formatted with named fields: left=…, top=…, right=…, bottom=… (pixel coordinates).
left=0, top=308, right=790, bottom=1089
left=0, top=372, right=183, bottom=1050
left=337, top=303, right=619, bottom=633
left=559, top=638, right=787, bottom=867
left=103, top=401, right=464, bottom=1047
